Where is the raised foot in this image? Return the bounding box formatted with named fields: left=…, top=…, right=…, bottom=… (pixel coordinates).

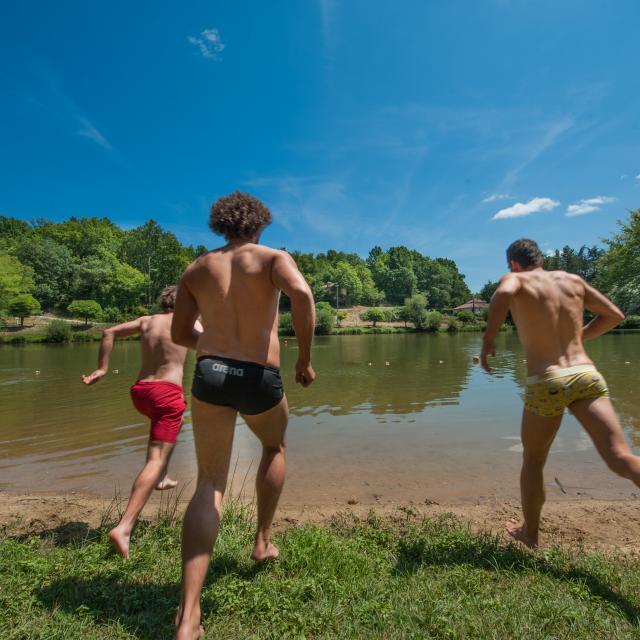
left=251, top=541, right=280, bottom=563
left=156, top=476, right=179, bottom=491
left=506, top=518, right=538, bottom=549
left=108, top=527, right=131, bottom=559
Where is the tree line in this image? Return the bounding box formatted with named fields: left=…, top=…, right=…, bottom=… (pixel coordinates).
left=478, top=209, right=640, bottom=319
left=0, top=214, right=473, bottom=325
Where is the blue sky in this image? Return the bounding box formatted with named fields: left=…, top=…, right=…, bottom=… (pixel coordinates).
left=1, top=1, right=639, bottom=291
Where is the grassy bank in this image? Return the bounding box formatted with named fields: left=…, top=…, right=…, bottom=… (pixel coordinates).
left=2, top=505, right=640, bottom=639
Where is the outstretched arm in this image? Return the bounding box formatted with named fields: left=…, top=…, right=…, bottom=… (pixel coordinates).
left=582, top=281, right=625, bottom=341
left=272, top=251, right=316, bottom=387
left=82, top=318, right=144, bottom=385
left=481, top=274, right=521, bottom=372
left=171, top=277, right=203, bottom=350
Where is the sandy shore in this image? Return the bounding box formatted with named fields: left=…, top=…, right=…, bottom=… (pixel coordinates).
left=2, top=489, right=640, bottom=552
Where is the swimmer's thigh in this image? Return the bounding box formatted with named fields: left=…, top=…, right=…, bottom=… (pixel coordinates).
left=242, top=396, right=289, bottom=449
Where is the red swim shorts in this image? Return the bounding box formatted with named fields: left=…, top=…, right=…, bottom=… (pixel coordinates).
left=130, top=381, right=186, bottom=444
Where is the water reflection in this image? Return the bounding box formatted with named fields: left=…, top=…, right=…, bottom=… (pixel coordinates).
left=1, top=333, right=639, bottom=501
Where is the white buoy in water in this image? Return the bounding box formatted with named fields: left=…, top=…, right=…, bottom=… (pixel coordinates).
left=385, top=361, right=390, bottom=366
left=472, top=355, right=480, bottom=364
left=113, top=369, right=119, bottom=374
left=439, top=360, right=444, bottom=364
left=35, top=370, right=40, bottom=375
left=368, top=362, right=372, bottom=366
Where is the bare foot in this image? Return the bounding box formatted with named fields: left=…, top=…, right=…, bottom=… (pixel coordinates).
left=251, top=539, right=280, bottom=563
left=506, top=518, right=538, bottom=549
left=108, top=526, right=131, bottom=559
left=156, top=476, right=179, bottom=491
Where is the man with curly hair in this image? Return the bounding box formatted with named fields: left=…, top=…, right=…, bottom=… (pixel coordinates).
left=172, top=191, right=316, bottom=640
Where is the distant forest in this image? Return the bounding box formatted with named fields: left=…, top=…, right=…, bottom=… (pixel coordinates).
left=0, top=209, right=638, bottom=323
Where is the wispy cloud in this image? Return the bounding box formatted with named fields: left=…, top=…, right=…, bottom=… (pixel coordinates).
left=493, top=197, right=559, bottom=221
left=636, top=174, right=640, bottom=181
left=188, top=28, right=225, bottom=60
left=566, top=196, right=616, bottom=217
left=482, top=193, right=510, bottom=203
left=76, top=116, right=112, bottom=150
left=319, top=0, right=337, bottom=58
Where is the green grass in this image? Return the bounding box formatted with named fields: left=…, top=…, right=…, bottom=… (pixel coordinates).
left=2, top=506, right=640, bottom=639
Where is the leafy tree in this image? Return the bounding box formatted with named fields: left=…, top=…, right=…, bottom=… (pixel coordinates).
left=68, top=299, right=103, bottom=326
left=336, top=310, right=348, bottom=327
left=361, top=308, right=385, bottom=327
left=34, top=217, right=123, bottom=259
left=398, top=306, right=412, bottom=328
left=8, top=294, right=41, bottom=326
left=0, top=253, right=34, bottom=313
left=596, top=210, right=640, bottom=314
left=456, top=310, right=475, bottom=324
left=425, top=311, right=443, bottom=332
left=479, top=281, right=499, bottom=302
left=279, top=312, right=293, bottom=335
left=315, top=308, right=334, bottom=335
left=13, top=236, right=77, bottom=310
left=0, top=216, right=30, bottom=241
left=403, top=294, right=428, bottom=328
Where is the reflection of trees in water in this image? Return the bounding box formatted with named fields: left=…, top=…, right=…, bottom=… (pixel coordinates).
left=286, top=334, right=473, bottom=417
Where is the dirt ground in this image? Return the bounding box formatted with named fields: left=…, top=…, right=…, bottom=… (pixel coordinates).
left=3, top=490, right=640, bottom=553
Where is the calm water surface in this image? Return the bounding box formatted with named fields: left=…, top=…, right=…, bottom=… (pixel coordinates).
left=1, top=333, right=638, bottom=506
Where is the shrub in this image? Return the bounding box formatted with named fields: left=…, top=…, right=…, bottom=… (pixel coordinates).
left=425, top=311, right=443, bottom=332
left=447, top=319, right=461, bottom=332
left=456, top=310, right=475, bottom=324
left=360, top=308, right=385, bottom=327
left=336, top=310, right=348, bottom=327
left=315, top=308, right=334, bottom=335
left=279, top=312, right=294, bottom=335
left=102, top=307, right=123, bottom=323
left=45, top=320, right=73, bottom=343
left=403, top=294, right=428, bottom=328
left=72, top=331, right=94, bottom=342
left=620, top=315, right=640, bottom=329
left=315, top=301, right=334, bottom=313
left=383, top=307, right=400, bottom=322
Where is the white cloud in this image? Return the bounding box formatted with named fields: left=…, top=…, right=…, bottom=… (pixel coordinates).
left=566, top=196, right=616, bottom=217
left=482, top=193, right=510, bottom=203
left=188, top=27, right=225, bottom=60
left=76, top=116, right=112, bottom=150
left=492, top=197, right=559, bottom=220
left=636, top=174, right=640, bottom=180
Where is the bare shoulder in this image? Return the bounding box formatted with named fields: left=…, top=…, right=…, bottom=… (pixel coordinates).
left=496, top=271, right=522, bottom=294
left=549, top=270, right=586, bottom=291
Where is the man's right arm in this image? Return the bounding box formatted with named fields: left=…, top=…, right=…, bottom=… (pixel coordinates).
left=481, top=273, right=521, bottom=372
left=82, top=318, right=143, bottom=385
left=171, top=273, right=203, bottom=350
left=272, top=251, right=316, bottom=387
left=582, top=281, right=625, bottom=341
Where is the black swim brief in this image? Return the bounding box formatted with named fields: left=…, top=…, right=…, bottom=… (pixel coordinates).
left=191, top=355, right=284, bottom=415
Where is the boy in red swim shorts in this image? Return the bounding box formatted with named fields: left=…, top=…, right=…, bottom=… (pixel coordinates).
left=82, top=285, right=201, bottom=559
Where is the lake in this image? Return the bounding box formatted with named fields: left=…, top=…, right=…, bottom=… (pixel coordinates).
left=1, top=333, right=639, bottom=508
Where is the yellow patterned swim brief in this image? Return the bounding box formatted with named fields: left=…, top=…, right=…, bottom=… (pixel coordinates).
left=524, top=364, right=609, bottom=417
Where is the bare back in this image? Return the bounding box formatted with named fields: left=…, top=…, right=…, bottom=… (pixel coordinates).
left=138, top=313, right=188, bottom=385
left=510, top=270, right=591, bottom=375
left=182, top=243, right=282, bottom=367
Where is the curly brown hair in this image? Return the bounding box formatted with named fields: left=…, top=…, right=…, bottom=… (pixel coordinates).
left=209, top=191, right=272, bottom=240
left=160, top=285, right=177, bottom=311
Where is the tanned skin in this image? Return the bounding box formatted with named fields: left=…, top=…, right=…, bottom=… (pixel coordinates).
left=82, top=312, right=199, bottom=559
left=481, top=262, right=640, bottom=548
left=172, top=234, right=315, bottom=640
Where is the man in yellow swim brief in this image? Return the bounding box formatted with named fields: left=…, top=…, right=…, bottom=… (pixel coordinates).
left=481, top=238, right=640, bottom=548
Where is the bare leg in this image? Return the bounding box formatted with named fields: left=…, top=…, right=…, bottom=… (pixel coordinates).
left=506, top=408, right=562, bottom=548
left=571, top=396, right=640, bottom=486
left=109, top=439, right=175, bottom=559
left=176, top=399, right=236, bottom=640
left=242, top=397, right=289, bottom=562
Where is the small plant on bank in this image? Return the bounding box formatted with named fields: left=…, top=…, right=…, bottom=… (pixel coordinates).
left=45, top=319, right=73, bottom=343
left=360, top=308, right=385, bottom=327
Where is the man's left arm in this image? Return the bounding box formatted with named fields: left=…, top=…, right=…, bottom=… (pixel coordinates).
left=171, top=277, right=203, bottom=350
left=82, top=318, right=143, bottom=385
left=481, top=274, right=520, bottom=372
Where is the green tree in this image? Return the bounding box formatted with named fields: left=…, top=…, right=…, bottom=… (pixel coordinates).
left=596, top=210, right=640, bottom=314
left=336, top=310, right=348, bottom=327
left=315, top=308, right=334, bottom=335
left=479, top=281, right=498, bottom=302
left=68, top=299, right=103, bottom=326
left=8, top=294, right=41, bottom=326
left=361, top=308, right=385, bottom=327
left=0, top=253, right=34, bottom=313
left=403, top=294, right=429, bottom=329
